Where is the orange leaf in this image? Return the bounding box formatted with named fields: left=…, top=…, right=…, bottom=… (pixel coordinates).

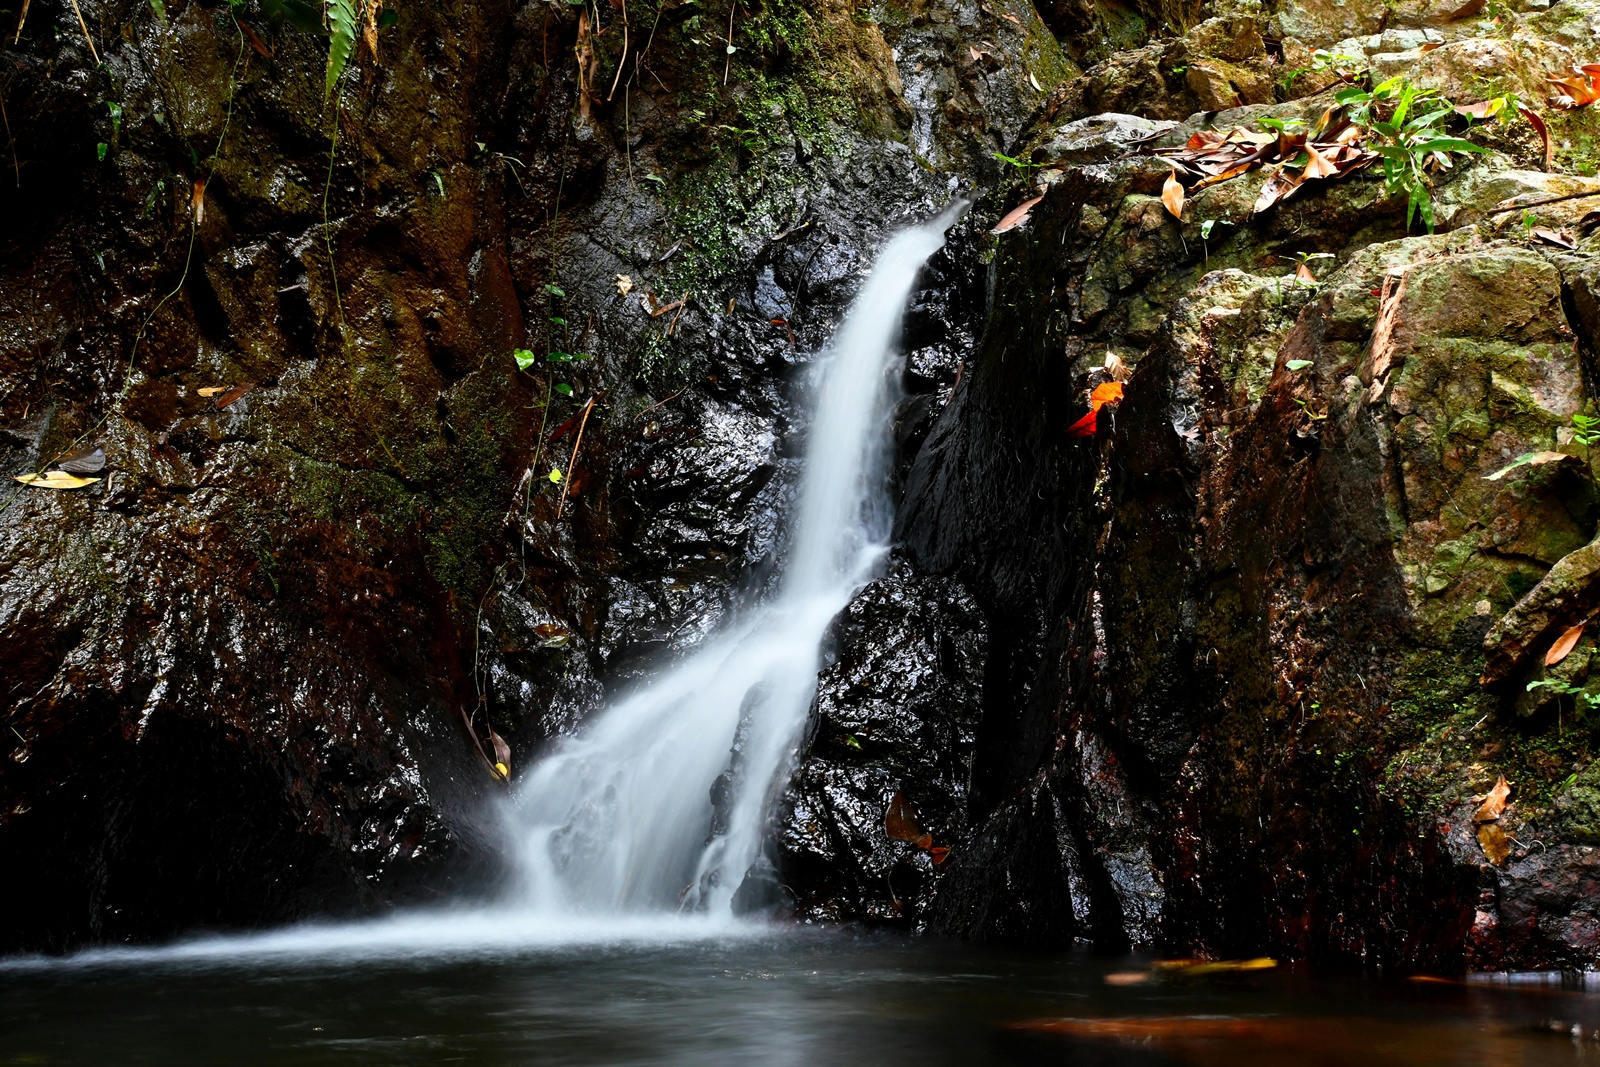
left=1089, top=381, right=1124, bottom=411
left=234, top=17, right=272, bottom=58
left=1161, top=170, right=1185, bottom=220
left=930, top=846, right=951, bottom=866
left=192, top=179, right=206, bottom=226
left=992, top=195, right=1044, bottom=234
left=1065, top=409, right=1098, bottom=438
left=1473, top=775, right=1510, bottom=823
left=1297, top=263, right=1316, bottom=282
left=1303, top=143, right=1337, bottom=180
left=1546, top=622, right=1585, bottom=665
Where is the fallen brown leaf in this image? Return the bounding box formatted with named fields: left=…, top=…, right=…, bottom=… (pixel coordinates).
left=214, top=382, right=256, bottom=409
left=489, top=728, right=511, bottom=781
left=992, top=195, right=1044, bottom=234
left=1478, top=821, right=1511, bottom=865
left=1547, top=623, right=1585, bottom=665
left=1531, top=226, right=1577, bottom=249
left=197, top=386, right=227, bottom=397
left=1474, top=774, right=1510, bottom=823
left=1161, top=170, right=1185, bottom=219
left=192, top=178, right=205, bottom=226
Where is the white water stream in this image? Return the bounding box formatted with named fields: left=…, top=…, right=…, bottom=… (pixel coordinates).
left=508, top=202, right=967, bottom=918
left=0, top=203, right=965, bottom=971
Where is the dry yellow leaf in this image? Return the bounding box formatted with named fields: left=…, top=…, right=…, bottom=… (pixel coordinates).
left=13, top=471, right=98, bottom=489
left=197, top=386, right=226, bottom=397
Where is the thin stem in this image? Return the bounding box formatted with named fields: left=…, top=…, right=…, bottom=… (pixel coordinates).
left=322, top=123, right=345, bottom=331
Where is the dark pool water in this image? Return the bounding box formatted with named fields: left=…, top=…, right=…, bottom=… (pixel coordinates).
left=5, top=917, right=1600, bottom=1065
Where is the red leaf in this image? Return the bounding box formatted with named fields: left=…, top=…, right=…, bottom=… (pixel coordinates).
left=1519, top=106, right=1553, bottom=171
left=1065, top=409, right=1098, bottom=438
left=886, top=791, right=926, bottom=843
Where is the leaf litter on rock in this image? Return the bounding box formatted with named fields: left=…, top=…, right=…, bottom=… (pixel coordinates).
left=1150, top=105, right=1379, bottom=216
left=1546, top=622, right=1585, bottom=666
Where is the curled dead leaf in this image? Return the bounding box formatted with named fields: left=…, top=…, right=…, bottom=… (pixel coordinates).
left=1303, top=143, right=1337, bottom=180
left=197, top=386, right=227, bottom=397
left=1161, top=170, right=1185, bottom=220
left=992, top=195, right=1044, bottom=234
left=489, top=728, right=511, bottom=781
left=1477, top=821, right=1511, bottom=865
left=615, top=274, right=634, bottom=296
left=1473, top=775, right=1510, bottom=823
left=1547, top=623, right=1585, bottom=666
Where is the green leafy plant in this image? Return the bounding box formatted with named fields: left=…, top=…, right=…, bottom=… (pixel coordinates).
left=991, top=151, right=1041, bottom=174
left=513, top=349, right=538, bottom=371
left=1335, top=76, right=1486, bottom=231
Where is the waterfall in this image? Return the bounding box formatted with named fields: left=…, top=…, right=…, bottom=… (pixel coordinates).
left=509, top=202, right=968, bottom=918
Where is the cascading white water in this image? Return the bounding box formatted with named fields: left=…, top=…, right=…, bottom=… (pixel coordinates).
left=509, top=202, right=968, bottom=918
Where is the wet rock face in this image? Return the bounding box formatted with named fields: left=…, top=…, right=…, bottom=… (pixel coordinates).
left=776, top=562, right=986, bottom=924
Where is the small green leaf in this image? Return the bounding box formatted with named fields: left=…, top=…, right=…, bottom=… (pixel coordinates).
left=1200, top=219, right=1216, bottom=240
left=545, top=284, right=566, bottom=296
left=149, top=0, right=168, bottom=23
left=513, top=349, right=537, bottom=371
left=1285, top=359, right=1313, bottom=371
left=96, top=142, right=108, bottom=161
left=548, top=316, right=566, bottom=326
left=325, top=0, right=358, bottom=99
left=377, top=6, right=397, bottom=27
left=555, top=383, right=573, bottom=396
left=843, top=735, right=862, bottom=750
left=548, top=468, right=563, bottom=484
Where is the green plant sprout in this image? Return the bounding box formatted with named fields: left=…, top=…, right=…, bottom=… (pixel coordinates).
left=1335, top=76, right=1486, bottom=231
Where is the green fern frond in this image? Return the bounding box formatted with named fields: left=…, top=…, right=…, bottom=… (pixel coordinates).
left=325, top=0, right=358, bottom=99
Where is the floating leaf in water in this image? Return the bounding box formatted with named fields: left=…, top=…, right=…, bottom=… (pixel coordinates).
left=1161, top=170, right=1185, bottom=219
left=1154, top=957, right=1277, bottom=975
left=56, top=446, right=106, bottom=474
left=992, top=195, right=1044, bottom=234
left=1473, top=774, right=1510, bottom=823
left=14, top=471, right=99, bottom=489
left=1547, top=623, right=1585, bottom=666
